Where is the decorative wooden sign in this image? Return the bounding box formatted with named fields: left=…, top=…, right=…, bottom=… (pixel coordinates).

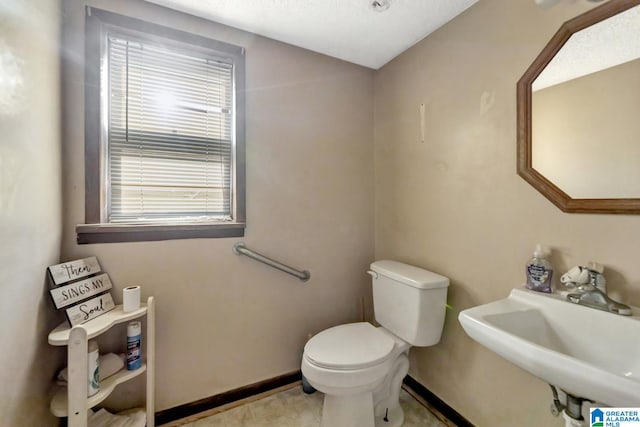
left=49, top=273, right=113, bottom=309
left=48, top=256, right=101, bottom=286
left=66, top=293, right=116, bottom=326
left=47, top=256, right=115, bottom=326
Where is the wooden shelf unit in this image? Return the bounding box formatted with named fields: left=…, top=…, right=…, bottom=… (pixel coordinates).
left=48, top=296, right=155, bottom=427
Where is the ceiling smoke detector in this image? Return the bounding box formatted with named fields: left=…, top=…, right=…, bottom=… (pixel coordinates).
left=371, top=0, right=391, bottom=12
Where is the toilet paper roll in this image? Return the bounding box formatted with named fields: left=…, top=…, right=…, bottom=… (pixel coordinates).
left=122, top=286, right=141, bottom=312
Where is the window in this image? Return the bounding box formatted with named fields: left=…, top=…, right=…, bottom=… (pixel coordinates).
left=78, top=7, right=245, bottom=243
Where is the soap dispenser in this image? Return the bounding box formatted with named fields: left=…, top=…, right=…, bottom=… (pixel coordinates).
left=525, top=244, right=553, bottom=293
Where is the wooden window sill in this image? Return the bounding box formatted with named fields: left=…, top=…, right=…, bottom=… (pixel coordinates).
left=76, top=222, right=245, bottom=244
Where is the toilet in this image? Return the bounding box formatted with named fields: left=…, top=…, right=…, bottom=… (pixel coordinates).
left=301, top=260, right=449, bottom=427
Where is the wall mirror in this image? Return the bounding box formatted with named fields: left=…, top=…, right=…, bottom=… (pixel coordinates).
left=517, top=0, right=640, bottom=213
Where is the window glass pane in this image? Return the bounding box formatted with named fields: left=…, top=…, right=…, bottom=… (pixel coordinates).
left=107, top=32, right=233, bottom=223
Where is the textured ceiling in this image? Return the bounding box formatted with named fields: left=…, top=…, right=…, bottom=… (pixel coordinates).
left=534, top=5, right=640, bottom=90
left=144, top=0, right=479, bottom=69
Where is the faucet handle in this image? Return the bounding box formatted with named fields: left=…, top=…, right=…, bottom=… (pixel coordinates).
left=561, top=266, right=590, bottom=286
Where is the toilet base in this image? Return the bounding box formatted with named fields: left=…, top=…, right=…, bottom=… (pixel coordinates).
left=321, top=392, right=375, bottom=427
left=319, top=391, right=405, bottom=427
left=375, top=404, right=404, bottom=427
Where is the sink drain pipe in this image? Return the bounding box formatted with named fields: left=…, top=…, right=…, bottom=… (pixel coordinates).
left=562, top=411, right=586, bottom=427
left=549, top=385, right=588, bottom=427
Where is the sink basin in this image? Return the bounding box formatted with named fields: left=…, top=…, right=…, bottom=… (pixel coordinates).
left=458, top=288, right=640, bottom=406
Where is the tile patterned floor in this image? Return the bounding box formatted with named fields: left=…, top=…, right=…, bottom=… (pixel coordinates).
left=175, top=385, right=447, bottom=427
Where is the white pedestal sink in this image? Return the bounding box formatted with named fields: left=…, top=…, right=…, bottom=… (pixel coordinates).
left=458, top=288, right=640, bottom=407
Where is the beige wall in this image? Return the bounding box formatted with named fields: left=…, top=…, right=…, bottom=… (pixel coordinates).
left=374, top=1, right=640, bottom=426
left=61, top=0, right=374, bottom=411
left=0, top=0, right=64, bottom=425
left=15, top=0, right=640, bottom=423
left=533, top=58, right=640, bottom=198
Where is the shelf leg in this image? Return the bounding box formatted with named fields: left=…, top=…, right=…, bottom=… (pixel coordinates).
left=146, top=296, right=156, bottom=427
left=68, top=326, right=89, bottom=427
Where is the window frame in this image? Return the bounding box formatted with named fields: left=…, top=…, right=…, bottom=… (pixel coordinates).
left=78, top=7, right=246, bottom=244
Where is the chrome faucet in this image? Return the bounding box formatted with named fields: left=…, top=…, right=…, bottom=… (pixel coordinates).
left=561, top=263, right=632, bottom=316
left=566, top=283, right=632, bottom=316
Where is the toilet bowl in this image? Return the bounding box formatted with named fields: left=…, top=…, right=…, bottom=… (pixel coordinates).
left=302, top=322, right=410, bottom=427
left=301, top=260, right=449, bottom=427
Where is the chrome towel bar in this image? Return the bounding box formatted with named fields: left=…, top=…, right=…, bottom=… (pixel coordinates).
left=232, top=242, right=310, bottom=282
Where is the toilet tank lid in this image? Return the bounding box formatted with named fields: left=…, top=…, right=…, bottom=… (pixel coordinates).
left=370, top=260, right=449, bottom=289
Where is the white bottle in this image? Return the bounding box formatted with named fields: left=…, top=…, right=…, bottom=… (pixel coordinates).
left=525, top=244, right=553, bottom=293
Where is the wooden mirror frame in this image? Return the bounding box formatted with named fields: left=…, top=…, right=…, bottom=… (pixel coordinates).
left=517, top=0, right=640, bottom=214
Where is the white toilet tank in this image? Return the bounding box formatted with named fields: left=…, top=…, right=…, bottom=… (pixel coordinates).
left=370, top=260, right=449, bottom=347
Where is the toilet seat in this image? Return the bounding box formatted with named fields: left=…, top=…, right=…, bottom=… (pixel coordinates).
left=304, top=322, right=395, bottom=370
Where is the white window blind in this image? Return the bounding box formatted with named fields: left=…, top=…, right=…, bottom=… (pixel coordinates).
left=107, top=32, right=234, bottom=223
